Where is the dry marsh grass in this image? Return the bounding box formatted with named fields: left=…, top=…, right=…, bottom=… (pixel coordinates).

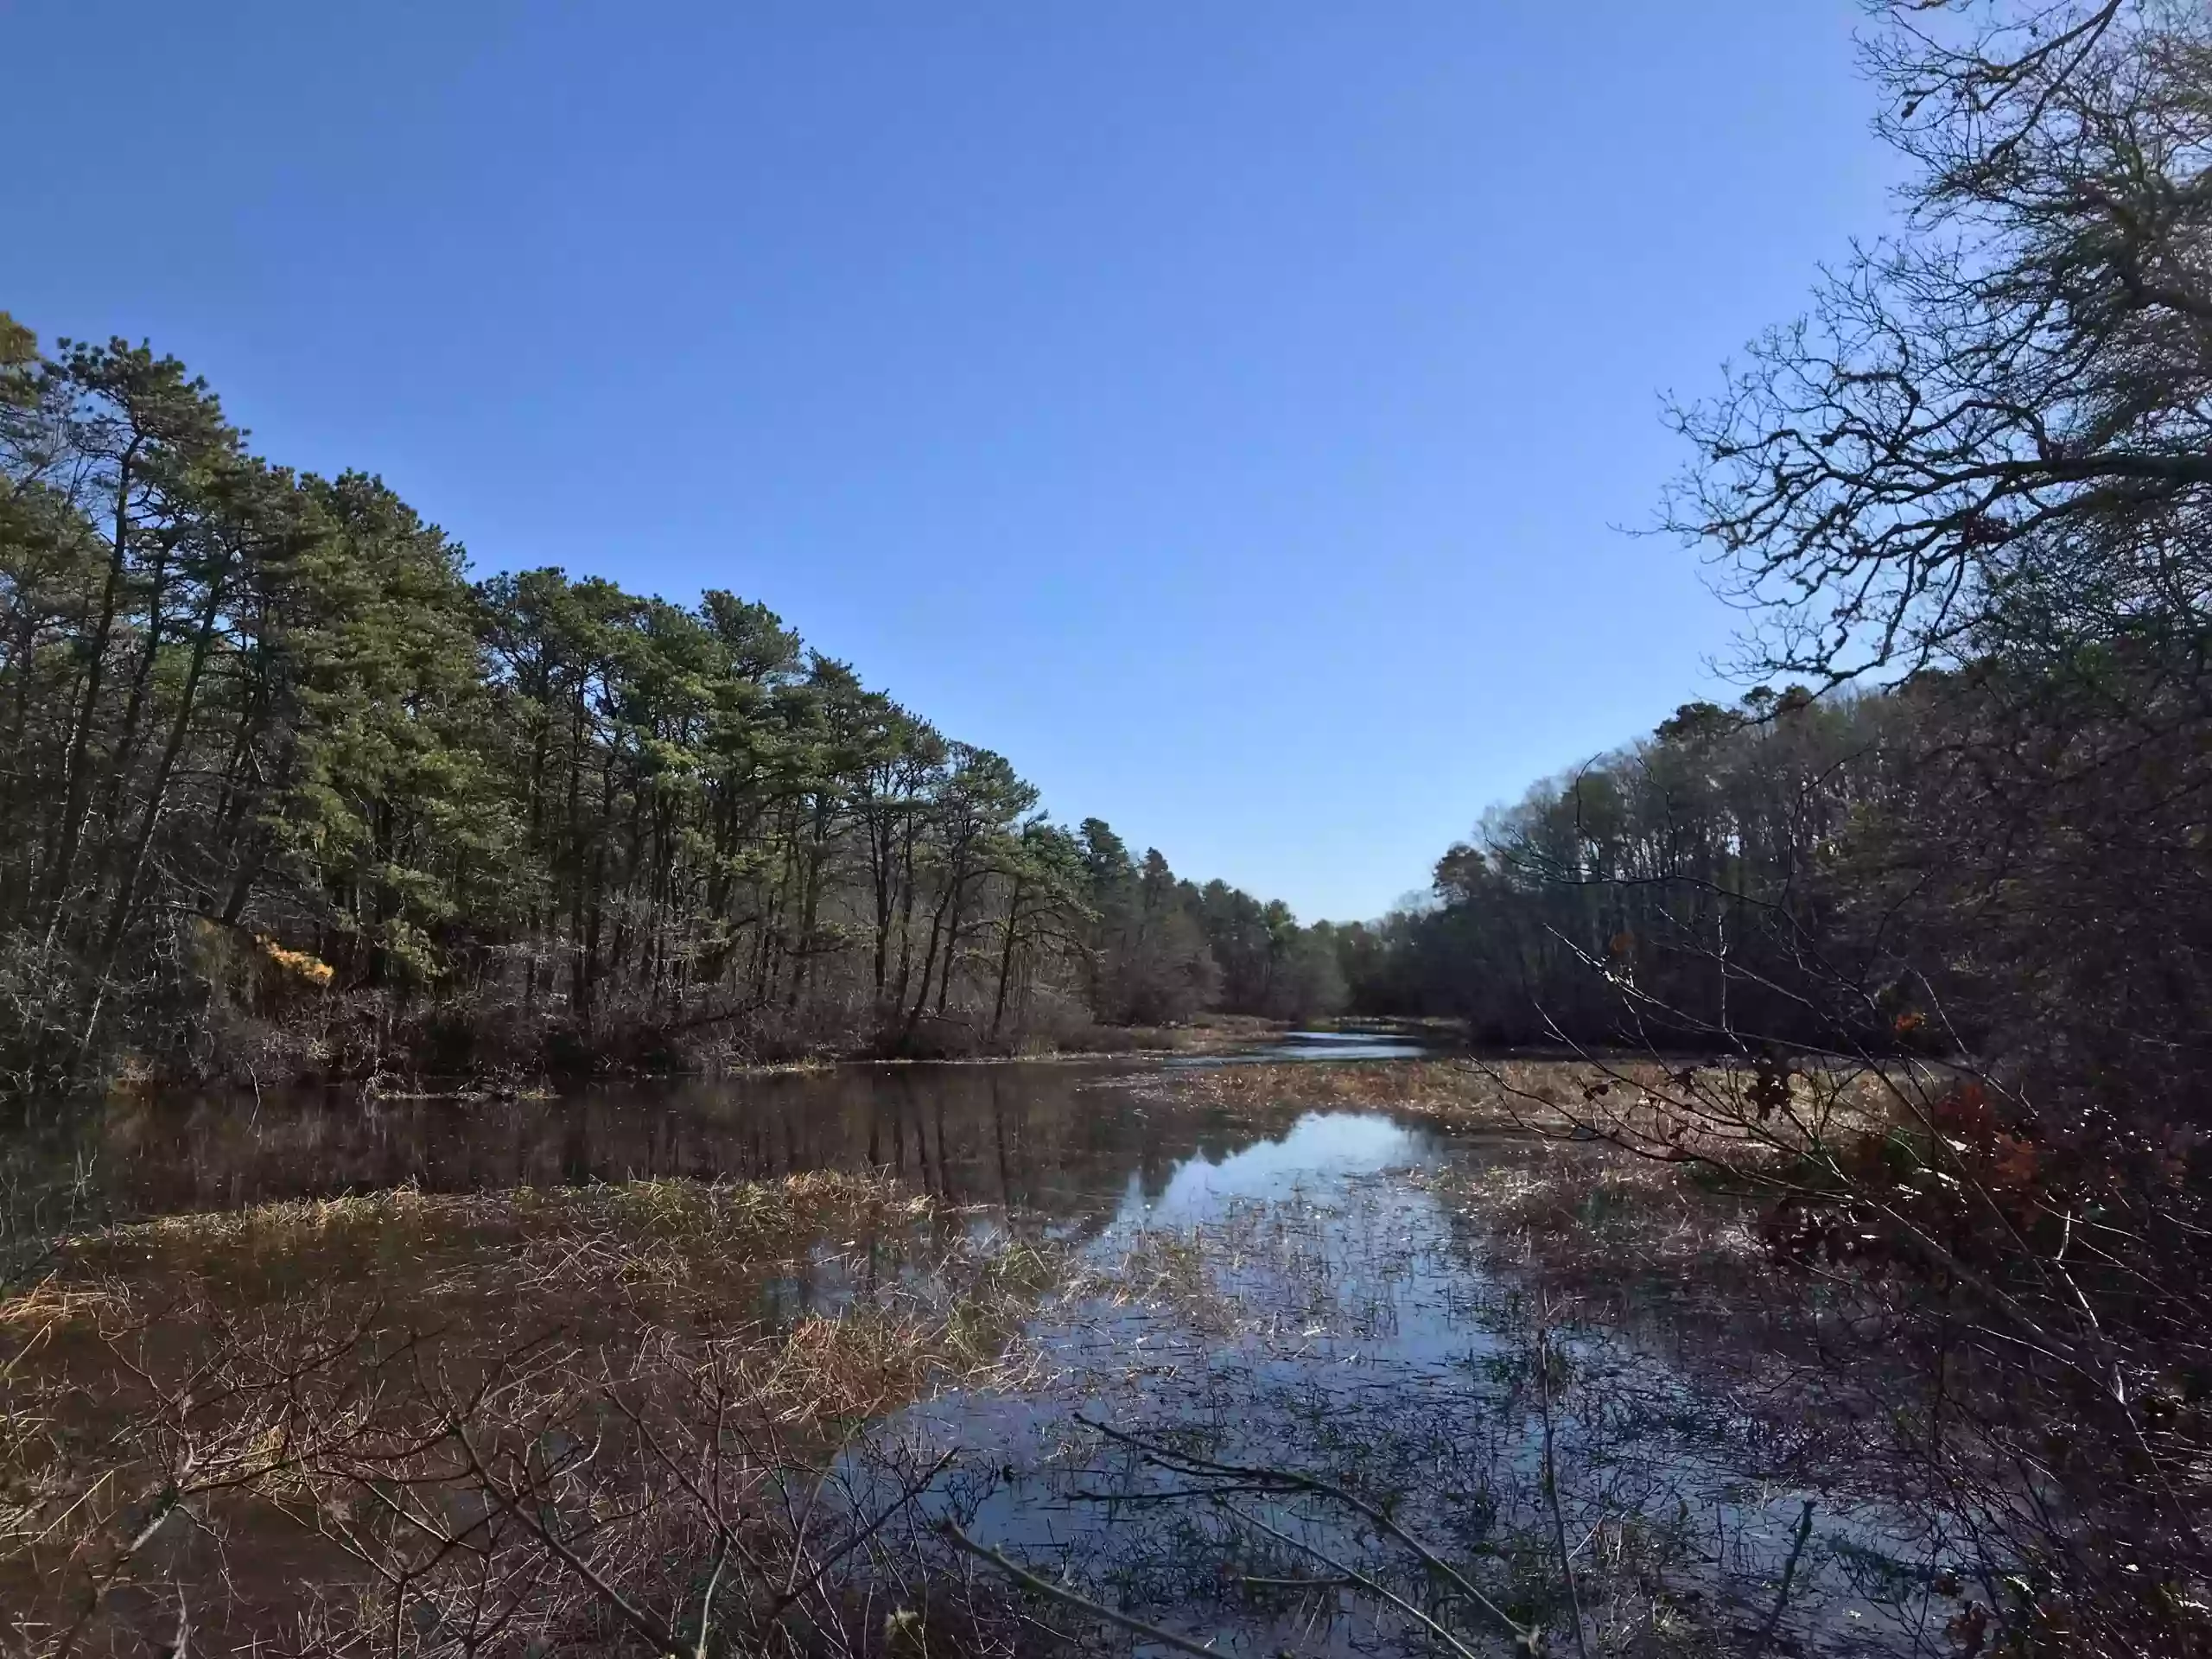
left=66, top=1166, right=923, bottom=1268
left=1414, top=1141, right=1770, bottom=1319
left=0, top=1172, right=1069, bottom=1657
left=1173, top=1055, right=1913, bottom=1153
left=1155, top=1058, right=1830, bottom=1338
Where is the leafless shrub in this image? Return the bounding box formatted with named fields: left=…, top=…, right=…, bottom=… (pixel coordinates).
left=1448, top=974, right=2212, bottom=1654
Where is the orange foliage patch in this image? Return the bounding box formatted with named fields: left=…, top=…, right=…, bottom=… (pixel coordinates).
left=256, top=935, right=334, bottom=987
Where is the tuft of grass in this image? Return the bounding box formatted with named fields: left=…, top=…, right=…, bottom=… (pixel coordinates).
left=0, top=1279, right=127, bottom=1335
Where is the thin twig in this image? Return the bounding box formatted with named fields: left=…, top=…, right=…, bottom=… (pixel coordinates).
left=692, top=1532, right=732, bottom=1659
left=1212, top=1497, right=1488, bottom=1659
left=1535, top=1327, right=1590, bottom=1659
left=1074, top=1414, right=1540, bottom=1649
left=941, top=1520, right=1224, bottom=1659
left=1757, top=1499, right=1816, bottom=1656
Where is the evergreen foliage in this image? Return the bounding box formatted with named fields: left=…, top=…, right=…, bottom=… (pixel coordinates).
left=0, top=332, right=1343, bottom=1085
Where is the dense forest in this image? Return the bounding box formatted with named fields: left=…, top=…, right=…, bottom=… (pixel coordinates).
left=0, top=321, right=1345, bottom=1088
left=1332, top=683, right=1909, bottom=1046
left=1328, top=660, right=2199, bottom=1079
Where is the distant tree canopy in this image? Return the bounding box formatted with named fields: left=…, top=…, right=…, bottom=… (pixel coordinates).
left=1327, top=678, right=2037, bottom=1055
left=1332, top=686, right=1898, bottom=1047
left=0, top=328, right=1343, bottom=1085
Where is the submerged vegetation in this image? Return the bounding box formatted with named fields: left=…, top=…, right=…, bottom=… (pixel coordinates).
left=0, top=1079, right=1927, bottom=1659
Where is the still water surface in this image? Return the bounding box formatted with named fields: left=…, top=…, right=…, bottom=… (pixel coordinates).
left=85, top=1047, right=1426, bottom=1219
left=890, top=1103, right=1929, bottom=1657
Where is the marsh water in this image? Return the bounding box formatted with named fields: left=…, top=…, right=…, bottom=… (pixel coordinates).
left=42, top=1046, right=1949, bottom=1656
left=68, top=1036, right=1433, bottom=1220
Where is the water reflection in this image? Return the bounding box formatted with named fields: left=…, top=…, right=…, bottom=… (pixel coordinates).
left=45, top=1058, right=1942, bottom=1654
left=1171, top=1029, right=1443, bottom=1066
left=80, top=1061, right=1342, bottom=1223
left=1110, top=1109, right=1432, bottom=1224
left=887, top=1109, right=1937, bottom=1657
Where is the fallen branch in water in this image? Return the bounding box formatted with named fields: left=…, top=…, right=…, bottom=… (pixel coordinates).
left=940, top=1519, right=1226, bottom=1659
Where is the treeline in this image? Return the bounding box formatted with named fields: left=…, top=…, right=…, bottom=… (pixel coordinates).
left=1332, top=684, right=1902, bottom=1047
left=1332, top=682, right=1934, bottom=1051
left=0, top=319, right=1342, bottom=1088
left=1339, top=642, right=2212, bottom=1080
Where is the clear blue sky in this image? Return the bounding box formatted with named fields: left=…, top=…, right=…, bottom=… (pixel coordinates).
left=1, top=1, right=1892, bottom=923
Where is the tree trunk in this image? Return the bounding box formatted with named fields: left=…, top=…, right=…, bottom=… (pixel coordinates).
left=100, top=556, right=229, bottom=966
left=991, top=873, right=1025, bottom=1041
left=45, top=440, right=142, bottom=929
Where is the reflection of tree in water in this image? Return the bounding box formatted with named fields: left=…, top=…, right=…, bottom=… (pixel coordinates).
left=79, top=1063, right=1320, bottom=1233
left=905, top=1143, right=1959, bottom=1659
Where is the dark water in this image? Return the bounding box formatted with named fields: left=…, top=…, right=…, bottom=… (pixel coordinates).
left=68, top=1057, right=1357, bottom=1222
left=69, top=1033, right=1446, bottom=1223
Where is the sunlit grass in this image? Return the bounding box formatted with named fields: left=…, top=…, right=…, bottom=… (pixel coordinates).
left=1173, top=1056, right=1914, bottom=1154
left=29, top=1170, right=939, bottom=1321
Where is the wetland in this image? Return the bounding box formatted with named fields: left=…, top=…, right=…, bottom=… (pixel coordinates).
left=2, top=1052, right=1975, bottom=1658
